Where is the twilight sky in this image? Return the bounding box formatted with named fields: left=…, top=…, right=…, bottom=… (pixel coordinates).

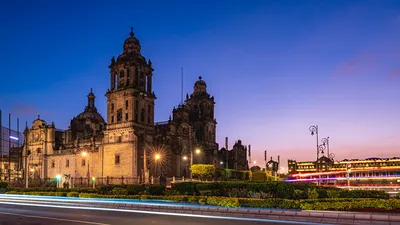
left=0, top=0, right=399, bottom=168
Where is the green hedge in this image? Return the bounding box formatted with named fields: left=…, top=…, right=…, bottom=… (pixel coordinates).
left=171, top=181, right=389, bottom=199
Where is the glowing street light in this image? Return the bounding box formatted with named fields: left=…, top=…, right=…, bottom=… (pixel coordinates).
left=182, top=156, right=188, bottom=160
left=155, top=154, right=161, bottom=160
left=253, top=160, right=257, bottom=164
left=56, top=174, right=61, bottom=180
left=195, top=149, right=201, bottom=154
left=81, top=151, right=88, bottom=157
left=220, top=161, right=223, bottom=165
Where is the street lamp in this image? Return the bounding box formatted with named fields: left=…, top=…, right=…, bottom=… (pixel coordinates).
left=56, top=174, right=62, bottom=188
left=155, top=154, right=161, bottom=177
left=190, top=148, right=201, bottom=180
left=81, top=151, right=90, bottom=186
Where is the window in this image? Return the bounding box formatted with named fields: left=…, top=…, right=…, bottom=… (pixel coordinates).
left=115, top=155, right=120, bottom=164
left=125, top=100, right=128, bottom=109
left=116, top=136, right=122, bottom=143
left=125, top=113, right=129, bottom=121
left=120, top=70, right=124, bottom=78
left=126, top=69, right=130, bottom=84
left=111, top=103, right=114, bottom=111
left=141, top=108, right=144, bottom=122
left=66, top=159, right=70, bottom=168
left=114, top=73, right=118, bottom=89
left=135, top=113, right=138, bottom=122
left=111, top=115, right=114, bottom=123
left=51, top=161, right=55, bottom=168
left=82, top=159, right=86, bottom=166
left=117, top=109, right=122, bottom=123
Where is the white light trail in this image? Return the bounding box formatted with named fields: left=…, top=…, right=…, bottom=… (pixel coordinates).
left=0, top=200, right=328, bottom=225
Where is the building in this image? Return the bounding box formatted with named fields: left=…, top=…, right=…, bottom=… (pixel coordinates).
left=287, top=157, right=400, bottom=186
left=22, top=28, right=219, bottom=183
left=0, top=125, right=23, bottom=180
left=218, top=140, right=249, bottom=171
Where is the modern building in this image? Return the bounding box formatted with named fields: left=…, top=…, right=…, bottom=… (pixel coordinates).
left=22, top=28, right=219, bottom=183
left=287, top=157, right=400, bottom=186
left=0, top=125, right=23, bottom=180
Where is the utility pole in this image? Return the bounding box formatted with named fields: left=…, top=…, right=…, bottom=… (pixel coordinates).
left=8, top=113, right=11, bottom=183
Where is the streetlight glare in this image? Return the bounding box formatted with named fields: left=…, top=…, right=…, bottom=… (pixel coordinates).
left=183, top=156, right=188, bottom=160
left=81, top=151, right=87, bottom=157
left=195, top=149, right=201, bottom=154
left=155, top=154, right=161, bottom=160
left=220, top=161, right=223, bottom=165
left=56, top=174, right=61, bottom=180
left=253, top=160, right=256, bottom=164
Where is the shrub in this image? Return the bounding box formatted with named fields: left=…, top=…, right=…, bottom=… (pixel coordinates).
left=171, top=182, right=199, bottom=195
left=111, top=187, right=128, bottom=195
left=79, top=193, right=99, bottom=198
left=307, top=188, right=319, bottom=200
left=147, top=185, right=165, bottom=196
left=327, top=190, right=340, bottom=199
left=206, top=196, right=240, bottom=207
left=67, top=192, right=80, bottom=197
left=0, top=182, right=9, bottom=189
left=126, top=184, right=146, bottom=195
left=239, top=198, right=301, bottom=209
left=98, top=185, right=121, bottom=195
left=191, top=164, right=216, bottom=180
left=293, top=190, right=306, bottom=200
left=251, top=172, right=266, bottom=181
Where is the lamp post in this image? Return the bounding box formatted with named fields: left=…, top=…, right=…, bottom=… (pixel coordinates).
left=81, top=151, right=89, bottom=186
left=346, top=163, right=352, bottom=188
left=155, top=154, right=160, bottom=177
left=189, top=148, right=201, bottom=180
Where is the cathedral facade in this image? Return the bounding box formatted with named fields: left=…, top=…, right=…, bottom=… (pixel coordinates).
left=23, top=29, right=219, bottom=181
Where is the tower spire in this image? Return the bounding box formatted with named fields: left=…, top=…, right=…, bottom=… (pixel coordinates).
left=130, top=27, right=134, bottom=37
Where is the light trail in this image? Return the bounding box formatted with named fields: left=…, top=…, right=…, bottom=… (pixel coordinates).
left=0, top=199, right=329, bottom=225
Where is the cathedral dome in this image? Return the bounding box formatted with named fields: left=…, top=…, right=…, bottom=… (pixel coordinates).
left=123, top=27, right=141, bottom=54
left=75, top=89, right=105, bottom=123
left=70, top=89, right=105, bottom=138
left=75, top=111, right=105, bottom=124
left=193, top=76, right=207, bottom=94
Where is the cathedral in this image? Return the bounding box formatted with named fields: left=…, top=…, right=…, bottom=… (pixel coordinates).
left=23, top=28, right=219, bottom=181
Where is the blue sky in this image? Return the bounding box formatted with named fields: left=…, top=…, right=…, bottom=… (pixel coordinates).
left=0, top=0, right=399, bottom=166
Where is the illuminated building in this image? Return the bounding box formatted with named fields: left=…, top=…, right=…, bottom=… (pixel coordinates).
left=287, top=157, right=400, bottom=186
left=22, top=28, right=220, bottom=183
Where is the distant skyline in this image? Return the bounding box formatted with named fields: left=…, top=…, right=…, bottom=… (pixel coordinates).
left=0, top=0, right=399, bottom=167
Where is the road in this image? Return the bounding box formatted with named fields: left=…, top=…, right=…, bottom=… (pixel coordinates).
left=0, top=195, right=326, bottom=225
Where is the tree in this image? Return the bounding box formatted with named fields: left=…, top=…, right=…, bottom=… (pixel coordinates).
left=190, top=164, right=216, bottom=180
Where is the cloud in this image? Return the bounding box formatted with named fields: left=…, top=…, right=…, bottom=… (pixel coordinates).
left=388, top=68, right=400, bottom=80
left=10, top=104, right=39, bottom=116
left=333, top=53, right=376, bottom=77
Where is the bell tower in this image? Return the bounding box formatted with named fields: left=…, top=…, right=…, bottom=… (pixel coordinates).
left=186, top=76, right=218, bottom=165
left=103, top=28, right=156, bottom=178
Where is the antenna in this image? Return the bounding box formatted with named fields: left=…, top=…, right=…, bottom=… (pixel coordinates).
left=181, top=67, right=184, bottom=104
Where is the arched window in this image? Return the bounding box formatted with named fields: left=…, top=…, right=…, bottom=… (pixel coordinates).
left=120, top=70, right=124, bottom=78
left=141, top=108, right=145, bottom=122
left=111, top=103, right=114, bottom=111
left=126, top=69, right=130, bottom=84
left=114, top=73, right=118, bottom=89
left=117, top=109, right=123, bottom=123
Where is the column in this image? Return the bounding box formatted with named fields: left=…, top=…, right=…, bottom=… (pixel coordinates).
left=147, top=75, right=152, bottom=93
